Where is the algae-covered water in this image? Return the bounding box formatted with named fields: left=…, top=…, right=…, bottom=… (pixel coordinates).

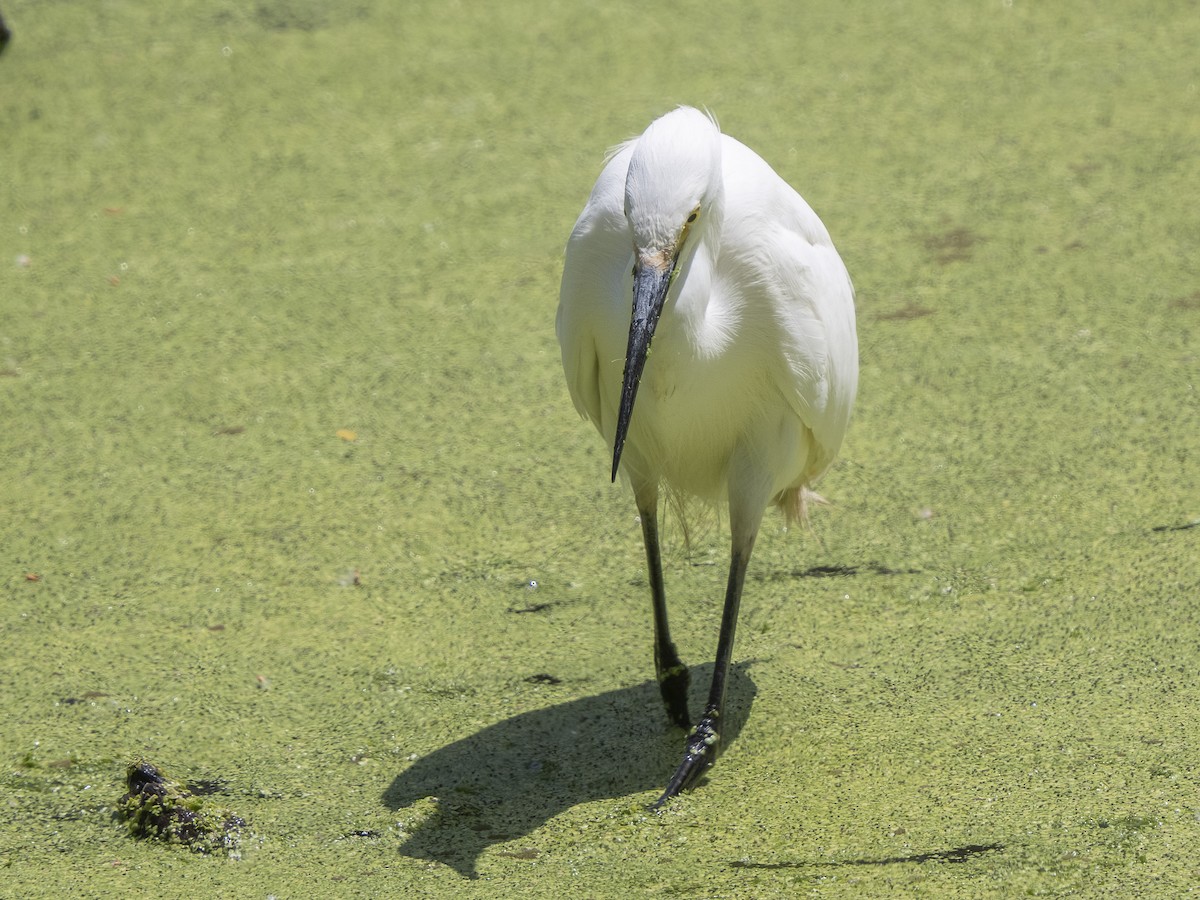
left=2, top=0, right=1199, bottom=896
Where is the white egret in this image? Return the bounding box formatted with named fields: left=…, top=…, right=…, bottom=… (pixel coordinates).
left=556, top=107, right=858, bottom=806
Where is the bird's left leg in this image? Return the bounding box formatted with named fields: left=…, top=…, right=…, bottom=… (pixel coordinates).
left=651, top=541, right=754, bottom=806
left=635, top=483, right=691, bottom=730
left=652, top=466, right=768, bottom=808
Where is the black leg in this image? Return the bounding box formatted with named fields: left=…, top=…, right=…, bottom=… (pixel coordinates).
left=636, top=488, right=691, bottom=730
left=652, top=538, right=755, bottom=808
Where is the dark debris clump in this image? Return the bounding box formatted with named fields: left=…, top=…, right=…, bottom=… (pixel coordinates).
left=119, top=760, right=246, bottom=854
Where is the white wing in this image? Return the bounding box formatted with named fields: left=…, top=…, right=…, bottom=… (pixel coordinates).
left=720, top=136, right=858, bottom=483
left=556, top=143, right=636, bottom=442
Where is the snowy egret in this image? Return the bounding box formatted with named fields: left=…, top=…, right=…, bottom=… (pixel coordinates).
left=556, top=107, right=858, bottom=806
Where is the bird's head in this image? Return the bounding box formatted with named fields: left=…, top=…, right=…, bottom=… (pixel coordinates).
left=611, top=107, right=723, bottom=481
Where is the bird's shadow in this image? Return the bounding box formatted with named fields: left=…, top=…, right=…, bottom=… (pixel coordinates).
left=383, top=663, right=754, bottom=878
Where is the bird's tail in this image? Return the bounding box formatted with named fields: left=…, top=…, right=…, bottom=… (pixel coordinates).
left=774, top=486, right=829, bottom=529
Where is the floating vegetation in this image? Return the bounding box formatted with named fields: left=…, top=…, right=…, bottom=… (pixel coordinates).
left=119, top=761, right=246, bottom=855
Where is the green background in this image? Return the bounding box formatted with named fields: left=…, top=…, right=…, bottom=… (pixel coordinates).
left=2, top=0, right=1198, bottom=895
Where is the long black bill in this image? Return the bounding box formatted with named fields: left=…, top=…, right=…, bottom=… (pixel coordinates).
left=611, top=259, right=675, bottom=482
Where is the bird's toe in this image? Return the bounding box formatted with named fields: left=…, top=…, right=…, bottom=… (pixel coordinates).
left=651, top=711, right=721, bottom=808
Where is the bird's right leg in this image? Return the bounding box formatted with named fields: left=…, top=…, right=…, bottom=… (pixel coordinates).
left=636, top=484, right=691, bottom=730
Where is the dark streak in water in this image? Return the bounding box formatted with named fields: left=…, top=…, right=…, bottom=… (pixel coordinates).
left=731, top=842, right=1005, bottom=869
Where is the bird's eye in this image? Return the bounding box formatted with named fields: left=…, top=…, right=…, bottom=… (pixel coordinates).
left=686, top=211, right=699, bottom=224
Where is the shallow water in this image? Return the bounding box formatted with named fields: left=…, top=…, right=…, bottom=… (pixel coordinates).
left=2, top=0, right=1198, bottom=895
